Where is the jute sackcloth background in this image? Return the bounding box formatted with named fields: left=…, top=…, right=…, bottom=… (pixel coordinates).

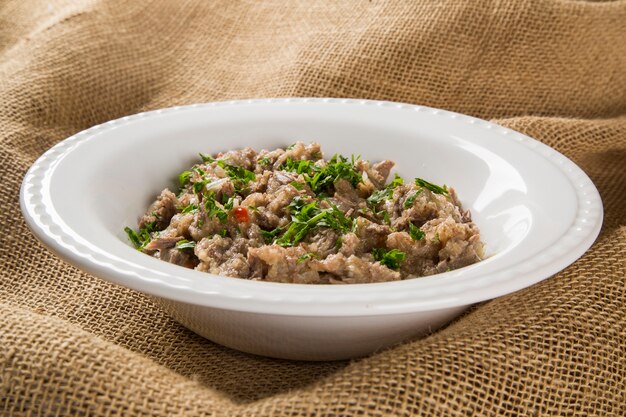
left=1, top=0, right=625, bottom=415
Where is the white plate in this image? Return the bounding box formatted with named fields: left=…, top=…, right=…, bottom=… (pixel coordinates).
left=20, top=98, right=603, bottom=360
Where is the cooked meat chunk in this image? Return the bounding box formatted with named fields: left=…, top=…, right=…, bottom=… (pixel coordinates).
left=167, top=214, right=195, bottom=237
left=195, top=236, right=251, bottom=278
left=421, top=217, right=484, bottom=274
left=339, top=217, right=391, bottom=257
left=273, top=142, right=322, bottom=169
left=333, top=179, right=361, bottom=212
left=217, top=147, right=258, bottom=171
left=125, top=142, right=484, bottom=284
left=385, top=231, right=438, bottom=277
left=312, top=253, right=401, bottom=284
left=372, top=160, right=394, bottom=183
left=248, top=245, right=321, bottom=284
left=139, top=189, right=178, bottom=229
left=304, top=228, right=340, bottom=259
left=144, top=236, right=182, bottom=251
left=156, top=247, right=198, bottom=269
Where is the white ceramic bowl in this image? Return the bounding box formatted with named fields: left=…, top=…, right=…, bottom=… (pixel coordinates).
left=20, top=99, right=603, bottom=360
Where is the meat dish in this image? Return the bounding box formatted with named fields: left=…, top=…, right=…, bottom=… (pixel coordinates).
left=125, top=142, right=484, bottom=284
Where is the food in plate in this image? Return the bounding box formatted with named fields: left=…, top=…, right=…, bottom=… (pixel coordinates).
left=125, top=142, right=484, bottom=284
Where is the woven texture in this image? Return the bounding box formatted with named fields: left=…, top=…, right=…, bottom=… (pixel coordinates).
left=1, top=0, right=625, bottom=415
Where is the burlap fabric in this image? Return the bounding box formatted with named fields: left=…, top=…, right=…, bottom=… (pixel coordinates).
left=1, top=0, right=625, bottom=415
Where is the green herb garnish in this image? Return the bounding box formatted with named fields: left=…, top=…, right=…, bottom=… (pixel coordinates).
left=218, top=229, right=228, bottom=237
left=275, top=197, right=353, bottom=247
left=203, top=191, right=228, bottom=224
left=178, top=170, right=192, bottom=188
left=290, top=181, right=305, bottom=190
left=366, top=189, right=388, bottom=206
left=372, top=248, right=406, bottom=270
left=282, top=154, right=362, bottom=194
left=389, top=173, right=404, bottom=188
left=124, top=227, right=142, bottom=248
left=350, top=217, right=359, bottom=233
left=283, top=158, right=315, bottom=175
left=260, top=227, right=282, bottom=243
left=176, top=239, right=196, bottom=250
left=297, top=252, right=318, bottom=263
left=124, top=222, right=156, bottom=250
left=223, top=196, right=235, bottom=210
left=318, top=154, right=362, bottom=190
left=415, top=178, right=448, bottom=195
left=367, top=173, right=405, bottom=206
left=217, top=160, right=256, bottom=191
left=403, top=189, right=422, bottom=209
left=180, top=203, right=199, bottom=214
left=409, top=223, right=425, bottom=241
left=193, top=167, right=206, bottom=176
left=259, top=156, right=271, bottom=166
left=199, top=153, right=215, bottom=163
left=192, top=179, right=210, bottom=194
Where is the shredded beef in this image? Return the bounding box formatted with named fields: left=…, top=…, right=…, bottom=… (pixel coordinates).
left=128, top=142, right=484, bottom=283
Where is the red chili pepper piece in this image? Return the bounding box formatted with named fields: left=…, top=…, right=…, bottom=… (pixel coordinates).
left=233, top=207, right=249, bottom=223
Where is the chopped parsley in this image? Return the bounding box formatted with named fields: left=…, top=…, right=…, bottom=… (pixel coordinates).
left=222, top=196, right=235, bottom=210
left=403, top=189, right=422, bottom=209
left=290, top=181, right=304, bottom=190
left=193, top=166, right=206, bottom=176
left=124, top=222, right=156, bottom=250
left=176, top=239, right=196, bottom=250
left=260, top=227, right=282, bottom=243
left=389, top=173, right=404, bottom=188
left=372, top=248, right=406, bottom=270
left=258, top=156, right=271, bottom=166
left=217, top=160, right=256, bottom=191
left=297, top=252, right=318, bottom=263
left=284, top=158, right=315, bottom=174
left=366, top=189, right=388, bottom=206
left=199, top=152, right=215, bottom=163
left=189, top=156, right=256, bottom=195
left=192, top=179, right=210, bottom=194
left=203, top=191, right=228, bottom=224
left=179, top=203, right=199, bottom=214
left=409, top=223, right=425, bottom=241
left=275, top=197, right=353, bottom=247
left=415, top=178, right=448, bottom=195
left=282, top=154, right=362, bottom=194
left=367, top=173, right=404, bottom=206
left=178, top=170, right=192, bottom=188
left=318, top=154, right=362, bottom=189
